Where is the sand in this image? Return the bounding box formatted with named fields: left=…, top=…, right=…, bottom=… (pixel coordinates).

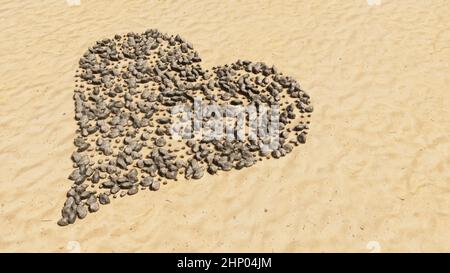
left=0, top=0, right=449, bottom=252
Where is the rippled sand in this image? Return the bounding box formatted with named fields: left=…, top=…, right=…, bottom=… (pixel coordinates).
left=0, top=0, right=449, bottom=252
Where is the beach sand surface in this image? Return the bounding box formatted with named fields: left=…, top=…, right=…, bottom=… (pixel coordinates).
left=0, top=0, right=449, bottom=252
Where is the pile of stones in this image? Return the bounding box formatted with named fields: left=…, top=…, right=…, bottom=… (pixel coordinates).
left=58, top=29, right=313, bottom=226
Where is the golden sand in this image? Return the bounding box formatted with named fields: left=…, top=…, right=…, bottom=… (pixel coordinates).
left=0, top=0, right=449, bottom=252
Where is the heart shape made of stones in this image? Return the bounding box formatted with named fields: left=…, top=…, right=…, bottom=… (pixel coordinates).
left=58, top=29, right=313, bottom=226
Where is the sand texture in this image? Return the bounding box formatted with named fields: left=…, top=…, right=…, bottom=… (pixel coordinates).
left=0, top=0, right=449, bottom=252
